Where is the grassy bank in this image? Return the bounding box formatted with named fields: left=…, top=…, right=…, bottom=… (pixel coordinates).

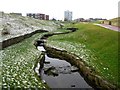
left=47, top=23, right=119, bottom=86
left=1, top=33, right=48, bottom=89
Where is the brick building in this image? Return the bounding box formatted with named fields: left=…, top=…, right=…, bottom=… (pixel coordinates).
left=27, top=13, right=49, bottom=20
left=46, top=15, right=49, bottom=20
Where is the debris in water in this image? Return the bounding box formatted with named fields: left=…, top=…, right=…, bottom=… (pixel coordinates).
left=44, top=61, right=50, bottom=64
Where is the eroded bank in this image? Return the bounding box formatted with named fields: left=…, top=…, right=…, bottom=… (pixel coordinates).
left=35, top=30, right=117, bottom=89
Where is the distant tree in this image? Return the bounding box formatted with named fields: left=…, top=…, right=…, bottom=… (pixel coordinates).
left=64, top=18, right=68, bottom=21
left=52, top=18, right=56, bottom=21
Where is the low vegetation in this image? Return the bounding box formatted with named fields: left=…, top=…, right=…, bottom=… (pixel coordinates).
left=2, top=25, right=10, bottom=35
left=1, top=17, right=119, bottom=88
left=47, top=23, right=119, bottom=87
left=1, top=33, right=49, bottom=89
left=0, top=12, right=59, bottom=41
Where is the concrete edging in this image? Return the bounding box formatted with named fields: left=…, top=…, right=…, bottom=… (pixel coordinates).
left=0, top=29, right=48, bottom=50
left=44, top=45, right=116, bottom=89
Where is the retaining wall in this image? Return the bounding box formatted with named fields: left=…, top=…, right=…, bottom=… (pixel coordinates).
left=103, top=20, right=111, bottom=25
left=103, top=20, right=120, bottom=27
left=0, top=29, right=48, bottom=50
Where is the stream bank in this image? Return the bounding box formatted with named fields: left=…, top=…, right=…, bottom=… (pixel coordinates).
left=1, top=29, right=48, bottom=50
left=35, top=29, right=116, bottom=89
left=35, top=45, right=92, bottom=88
left=44, top=45, right=115, bottom=89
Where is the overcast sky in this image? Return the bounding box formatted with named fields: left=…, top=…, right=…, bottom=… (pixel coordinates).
left=0, top=0, right=119, bottom=20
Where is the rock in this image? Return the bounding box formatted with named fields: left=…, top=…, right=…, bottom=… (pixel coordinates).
left=44, top=61, right=50, bottom=64
left=44, top=66, right=55, bottom=74
left=42, top=80, right=46, bottom=84
left=71, top=69, right=79, bottom=72
left=44, top=66, right=59, bottom=77
left=71, top=66, right=79, bottom=72
left=51, top=70, right=59, bottom=76
left=67, top=65, right=70, bottom=67
left=44, top=66, right=55, bottom=72
left=59, top=66, right=62, bottom=68
left=71, top=85, right=75, bottom=87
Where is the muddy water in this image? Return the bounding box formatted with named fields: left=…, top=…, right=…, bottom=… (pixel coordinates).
left=36, top=46, right=92, bottom=88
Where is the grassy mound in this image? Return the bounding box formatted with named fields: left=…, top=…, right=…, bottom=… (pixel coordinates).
left=47, top=23, right=119, bottom=86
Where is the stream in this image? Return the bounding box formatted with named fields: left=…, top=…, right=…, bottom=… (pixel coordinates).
left=35, top=46, right=92, bottom=89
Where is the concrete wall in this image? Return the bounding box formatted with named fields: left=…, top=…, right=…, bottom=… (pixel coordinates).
left=103, top=20, right=111, bottom=25
left=103, top=20, right=120, bottom=27
left=0, top=29, right=48, bottom=50
left=111, top=21, right=119, bottom=27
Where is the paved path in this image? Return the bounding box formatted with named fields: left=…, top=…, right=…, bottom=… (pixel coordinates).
left=95, top=24, right=120, bottom=32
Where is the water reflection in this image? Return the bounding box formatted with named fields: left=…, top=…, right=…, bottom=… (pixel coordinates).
left=36, top=46, right=92, bottom=88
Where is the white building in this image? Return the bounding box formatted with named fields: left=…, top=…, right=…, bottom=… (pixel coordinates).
left=64, top=10, right=72, bottom=21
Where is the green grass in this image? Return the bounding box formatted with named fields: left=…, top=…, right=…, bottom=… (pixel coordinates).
left=47, top=23, right=119, bottom=86
left=48, top=28, right=69, bottom=34
left=1, top=33, right=48, bottom=89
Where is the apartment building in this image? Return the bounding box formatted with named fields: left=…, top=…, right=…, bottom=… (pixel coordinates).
left=46, top=15, right=49, bottom=20
left=64, top=10, right=72, bottom=21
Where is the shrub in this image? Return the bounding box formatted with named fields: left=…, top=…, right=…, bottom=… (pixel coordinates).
left=2, top=25, right=10, bottom=35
